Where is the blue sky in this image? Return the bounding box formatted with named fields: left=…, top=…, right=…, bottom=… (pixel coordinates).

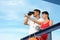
left=0, top=0, right=60, bottom=40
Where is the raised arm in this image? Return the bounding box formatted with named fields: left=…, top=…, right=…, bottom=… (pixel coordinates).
left=24, top=17, right=28, bottom=25
left=25, top=15, right=42, bottom=25
left=29, top=17, right=42, bottom=25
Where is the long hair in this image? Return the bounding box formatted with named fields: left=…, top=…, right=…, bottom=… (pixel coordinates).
left=42, top=11, right=50, bottom=20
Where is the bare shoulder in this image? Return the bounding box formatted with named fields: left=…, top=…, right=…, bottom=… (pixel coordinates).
left=49, top=20, right=53, bottom=26
left=49, top=20, right=53, bottom=22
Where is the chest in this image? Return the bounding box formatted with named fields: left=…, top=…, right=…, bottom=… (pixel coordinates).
left=41, top=22, right=49, bottom=28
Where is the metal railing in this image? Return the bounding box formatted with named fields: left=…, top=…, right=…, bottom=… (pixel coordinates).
left=21, top=22, right=60, bottom=40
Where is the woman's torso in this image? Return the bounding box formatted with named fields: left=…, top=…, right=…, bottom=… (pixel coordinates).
left=41, top=20, right=50, bottom=29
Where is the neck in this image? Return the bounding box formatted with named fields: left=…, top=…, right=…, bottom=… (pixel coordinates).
left=35, top=15, right=40, bottom=19
left=44, top=17, right=49, bottom=21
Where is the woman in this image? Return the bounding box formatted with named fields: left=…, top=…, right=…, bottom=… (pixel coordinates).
left=38, top=11, right=53, bottom=40
left=41, top=11, right=53, bottom=29
left=25, top=11, right=53, bottom=40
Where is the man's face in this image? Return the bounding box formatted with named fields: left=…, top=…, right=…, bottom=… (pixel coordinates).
left=33, top=11, right=40, bottom=17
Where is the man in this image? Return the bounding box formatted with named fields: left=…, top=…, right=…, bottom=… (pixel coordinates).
left=24, top=9, right=44, bottom=34
left=24, top=10, right=52, bottom=40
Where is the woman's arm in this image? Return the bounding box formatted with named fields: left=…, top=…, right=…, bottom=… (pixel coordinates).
left=49, top=20, right=53, bottom=26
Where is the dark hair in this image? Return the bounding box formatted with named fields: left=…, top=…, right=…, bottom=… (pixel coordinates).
left=42, top=11, right=50, bottom=20
left=34, top=9, right=41, bottom=15
left=28, top=11, right=34, bottom=16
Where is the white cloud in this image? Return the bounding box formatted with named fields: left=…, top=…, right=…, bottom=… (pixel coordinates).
left=0, top=9, right=20, bottom=21
left=0, top=28, right=28, bottom=33
left=0, top=28, right=19, bottom=33
left=0, top=0, right=25, bottom=6
left=0, top=33, right=18, bottom=40
left=6, top=11, right=18, bottom=19
left=0, top=0, right=26, bottom=21
left=20, top=28, right=29, bottom=33
left=0, top=28, right=20, bottom=40
left=0, top=28, right=29, bottom=40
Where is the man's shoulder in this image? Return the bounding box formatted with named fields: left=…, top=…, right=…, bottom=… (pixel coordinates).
left=38, top=18, right=44, bottom=20
left=38, top=18, right=44, bottom=22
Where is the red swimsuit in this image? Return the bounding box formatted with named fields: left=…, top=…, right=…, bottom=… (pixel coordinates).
left=41, top=21, right=50, bottom=40
left=36, top=21, right=50, bottom=40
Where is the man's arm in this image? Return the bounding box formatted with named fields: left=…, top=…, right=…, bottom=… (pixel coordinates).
left=29, top=17, right=42, bottom=25
left=24, top=14, right=43, bottom=25
left=24, top=17, right=28, bottom=25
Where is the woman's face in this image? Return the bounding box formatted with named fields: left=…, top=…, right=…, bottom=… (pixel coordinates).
left=42, top=13, right=48, bottom=19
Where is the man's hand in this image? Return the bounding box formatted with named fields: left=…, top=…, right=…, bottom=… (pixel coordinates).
left=40, top=27, right=44, bottom=30
left=24, top=14, right=30, bottom=18
left=24, top=14, right=29, bottom=25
